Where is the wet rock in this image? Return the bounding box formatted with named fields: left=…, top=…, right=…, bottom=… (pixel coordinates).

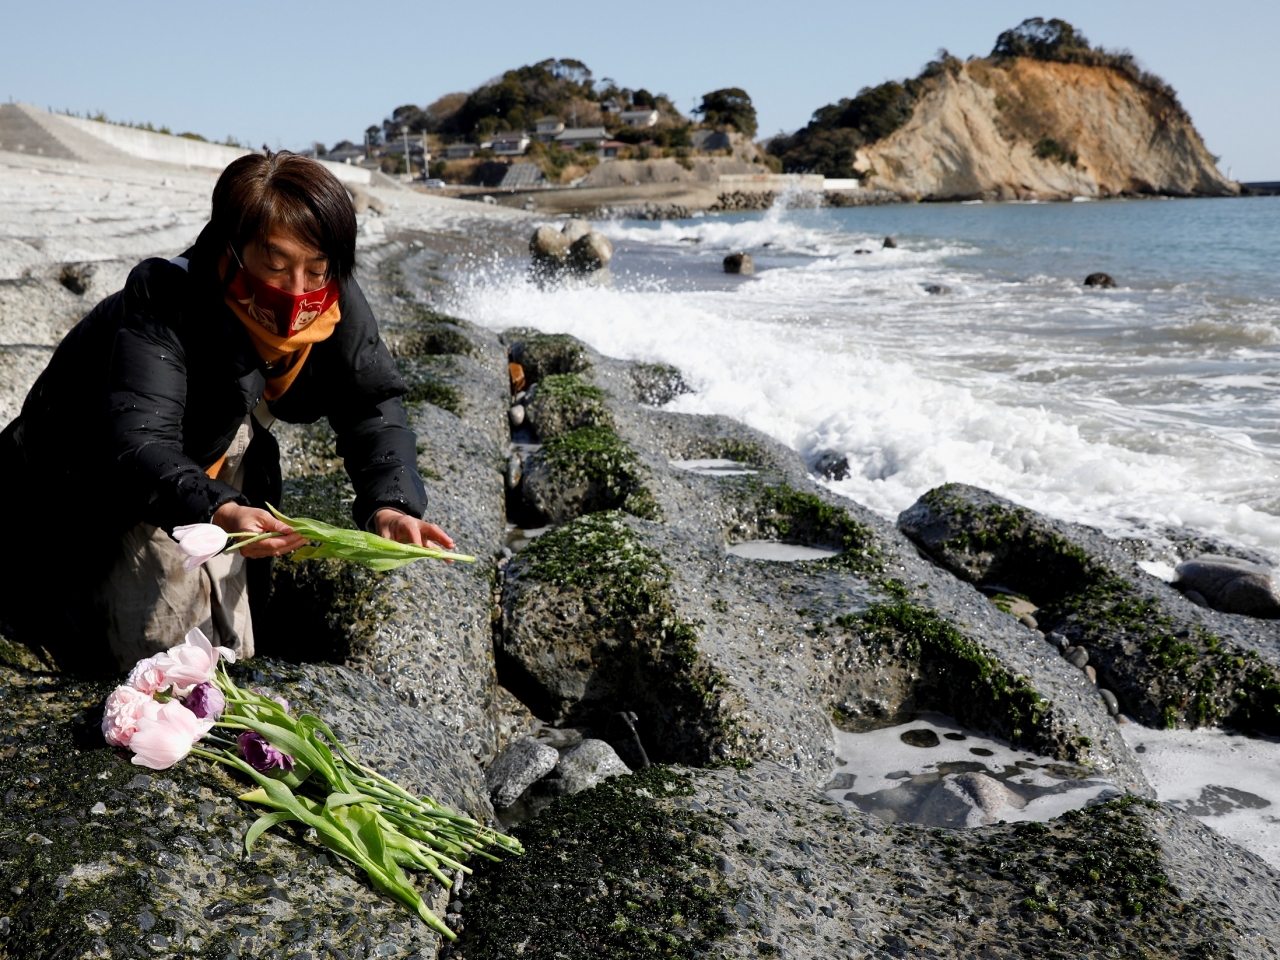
left=1047, top=630, right=1069, bottom=650
left=898, top=482, right=1280, bottom=734
left=529, top=225, right=571, bottom=264
left=810, top=450, right=850, bottom=481
left=883, top=236, right=898, bottom=248
left=524, top=373, right=612, bottom=440
left=1018, top=613, right=1039, bottom=629
left=540, top=739, right=631, bottom=797
left=561, top=218, right=592, bottom=243
left=1100, top=688, right=1120, bottom=715
left=508, top=403, right=525, bottom=429
left=1084, top=272, right=1116, bottom=287
left=1175, top=554, right=1280, bottom=618
left=567, top=232, right=613, bottom=272
left=485, top=736, right=559, bottom=809
left=1185, top=588, right=1208, bottom=607
left=629, top=363, right=690, bottom=407
left=0, top=660, right=487, bottom=959
left=916, top=772, right=1027, bottom=827
left=723, top=252, right=754, bottom=275
left=504, top=330, right=590, bottom=384
left=923, top=283, right=950, bottom=294
left=1065, top=646, right=1090, bottom=669
left=519, top=427, right=656, bottom=524
left=460, top=764, right=1280, bottom=960
left=505, top=454, right=523, bottom=491
left=899, top=728, right=940, bottom=748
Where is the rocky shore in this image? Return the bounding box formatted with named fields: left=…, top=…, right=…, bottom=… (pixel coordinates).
left=2, top=153, right=1279, bottom=959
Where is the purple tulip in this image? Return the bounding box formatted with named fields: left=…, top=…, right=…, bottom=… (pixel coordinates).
left=184, top=682, right=226, bottom=720
left=238, top=731, right=295, bottom=772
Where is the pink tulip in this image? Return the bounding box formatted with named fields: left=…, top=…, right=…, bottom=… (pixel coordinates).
left=128, top=700, right=215, bottom=770
left=101, top=685, right=162, bottom=748
left=126, top=655, right=169, bottom=695
left=161, top=628, right=236, bottom=697
left=171, top=523, right=228, bottom=572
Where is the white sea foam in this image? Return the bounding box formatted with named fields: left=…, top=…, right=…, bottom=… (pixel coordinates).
left=450, top=202, right=1280, bottom=559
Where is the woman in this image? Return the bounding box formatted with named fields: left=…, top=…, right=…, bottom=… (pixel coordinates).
left=0, top=152, right=451, bottom=670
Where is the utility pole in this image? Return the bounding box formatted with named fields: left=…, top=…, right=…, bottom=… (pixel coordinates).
left=402, top=125, right=411, bottom=179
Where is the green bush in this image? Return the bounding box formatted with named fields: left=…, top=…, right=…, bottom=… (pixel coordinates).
left=694, top=87, right=757, bottom=137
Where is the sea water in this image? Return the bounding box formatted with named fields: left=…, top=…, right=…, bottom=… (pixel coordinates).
left=452, top=194, right=1280, bottom=557
left=450, top=195, right=1280, bottom=861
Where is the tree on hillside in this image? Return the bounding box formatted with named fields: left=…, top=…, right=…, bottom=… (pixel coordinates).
left=992, top=18, right=1090, bottom=60
left=695, top=88, right=757, bottom=137
left=438, top=58, right=601, bottom=139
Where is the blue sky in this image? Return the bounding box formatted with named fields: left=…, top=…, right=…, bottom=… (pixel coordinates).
left=3, top=1, right=1276, bottom=179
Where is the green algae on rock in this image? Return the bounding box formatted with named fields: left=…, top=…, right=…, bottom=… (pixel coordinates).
left=498, top=514, right=730, bottom=763
left=526, top=373, right=612, bottom=440
left=506, top=331, right=591, bottom=384
left=397, top=355, right=465, bottom=416
left=458, top=767, right=730, bottom=960
left=900, top=483, right=1280, bottom=733
left=522, top=425, right=659, bottom=523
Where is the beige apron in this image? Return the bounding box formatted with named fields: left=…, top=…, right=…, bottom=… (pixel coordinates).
left=97, top=416, right=256, bottom=670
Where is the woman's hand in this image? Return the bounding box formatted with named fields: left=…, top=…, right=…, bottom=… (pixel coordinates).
left=373, top=508, right=456, bottom=554
left=211, top=503, right=307, bottom=558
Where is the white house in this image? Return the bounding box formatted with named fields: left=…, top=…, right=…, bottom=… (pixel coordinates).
left=491, top=133, right=531, bottom=156
left=534, top=116, right=565, bottom=142
left=554, top=127, right=608, bottom=149
left=618, top=109, right=659, bottom=128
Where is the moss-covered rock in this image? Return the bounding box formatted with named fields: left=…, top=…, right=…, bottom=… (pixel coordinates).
left=397, top=321, right=476, bottom=359
left=525, top=373, right=612, bottom=440
left=900, top=483, right=1280, bottom=733
left=457, top=762, right=1277, bottom=960
left=505, top=331, right=590, bottom=384
left=0, top=659, right=490, bottom=959
left=630, top=363, right=690, bottom=407
left=522, top=426, right=659, bottom=523
left=396, top=355, right=464, bottom=417
left=498, top=513, right=731, bottom=764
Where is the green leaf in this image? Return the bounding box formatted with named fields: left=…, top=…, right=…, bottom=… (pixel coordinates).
left=246, top=811, right=297, bottom=852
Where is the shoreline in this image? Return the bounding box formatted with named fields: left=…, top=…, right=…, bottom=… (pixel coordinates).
left=4, top=150, right=1280, bottom=957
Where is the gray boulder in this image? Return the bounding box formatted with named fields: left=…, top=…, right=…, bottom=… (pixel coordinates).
left=529, top=224, right=571, bottom=264
left=1084, top=272, right=1116, bottom=287
left=485, top=736, right=560, bottom=809
left=916, top=772, right=1027, bottom=827
left=568, top=232, right=613, bottom=272
left=1175, top=554, right=1280, bottom=617
left=561, top=218, right=592, bottom=243
left=541, top=739, right=631, bottom=797
left=723, top=252, right=754, bottom=275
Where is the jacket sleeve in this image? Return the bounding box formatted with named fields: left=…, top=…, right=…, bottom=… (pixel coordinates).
left=325, top=279, right=427, bottom=529
left=331, top=396, right=427, bottom=529
left=106, top=263, right=247, bottom=529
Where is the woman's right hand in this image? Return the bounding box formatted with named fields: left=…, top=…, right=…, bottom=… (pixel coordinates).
left=211, top=503, right=307, bottom=558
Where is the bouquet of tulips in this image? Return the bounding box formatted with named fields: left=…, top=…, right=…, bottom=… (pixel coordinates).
left=102, top=630, right=519, bottom=938
left=172, top=505, right=475, bottom=573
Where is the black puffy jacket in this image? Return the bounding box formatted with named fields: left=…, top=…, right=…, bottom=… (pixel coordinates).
left=2, top=236, right=426, bottom=534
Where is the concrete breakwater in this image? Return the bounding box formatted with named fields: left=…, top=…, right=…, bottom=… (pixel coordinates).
left=2, top=157, right=1280, bottom=958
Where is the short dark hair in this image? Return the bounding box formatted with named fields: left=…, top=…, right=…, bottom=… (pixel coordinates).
left=208, top=151, right=357, bottom=282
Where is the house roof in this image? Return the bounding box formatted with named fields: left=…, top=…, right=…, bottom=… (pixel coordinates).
left=535, top=116, right=563, bottom=125
left=554, top=127, right=608, bottom=141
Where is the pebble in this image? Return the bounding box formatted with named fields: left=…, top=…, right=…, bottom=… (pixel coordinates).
left=1046, top=631, right=1069, bottom=650
left=1084, top=665, right=1097, bottom=684
left=505, top=455, right=523, bottom=490
left=1064, top=646, right=1089, bottom=669
left=509, top=405, right=525, bottom=429
left=1099, top=689, right=1119, bottom=715
left=1018, top=614, right=1038, bottom=630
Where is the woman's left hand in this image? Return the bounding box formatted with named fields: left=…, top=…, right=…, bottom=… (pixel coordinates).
left=372, top=508, right=456, bottom=554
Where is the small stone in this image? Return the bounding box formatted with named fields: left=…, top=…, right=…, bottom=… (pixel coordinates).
left=811, top=450, right=850, bottom=481
left=485, top=737, right=559, bottom=808
left=90, top=802, right=107, bottom=815
left=1046, top=631, right=1069, bottom=650
left=509, top=404, right=525, bottom=429
left=1175, top=555, right=1280, bottom=617
left=505, top=455, right=523, bottom=491
left=900, top=729, right=940, bottom=748
left=1018, top=614, right=1038, bottom=630
left=723, top=252, right=754, bottom=275
left=1099, top=689, right=1119, bottom=715
left=1064, top=646, right=1089, bottom=669
left=1084, top=665, right=1097, bottom=684
left=1084, top=272, right=1116, bottom=288
left=923, top=283, right=950, bottom=295
left=542, top=739, right=631, bottom=796
left=58, top=261, right=96, bottom=296
left=449, top=900, right=463, bottom=913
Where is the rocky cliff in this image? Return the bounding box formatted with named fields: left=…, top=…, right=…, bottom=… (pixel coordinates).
left=856, top=56, right=1236, bottom=200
